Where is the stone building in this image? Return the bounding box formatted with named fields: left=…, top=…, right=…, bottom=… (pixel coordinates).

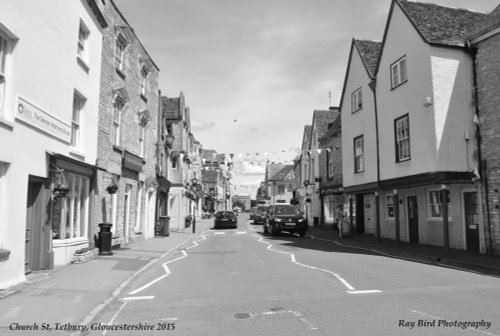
left=469, top=4, right=500, bottom=255
left=94, top=0, right=160, bottom=246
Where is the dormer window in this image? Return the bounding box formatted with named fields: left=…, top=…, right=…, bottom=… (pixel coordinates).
left=351, top=88, right=362, bottom=113
left=391, top=56, right=407, bottom=89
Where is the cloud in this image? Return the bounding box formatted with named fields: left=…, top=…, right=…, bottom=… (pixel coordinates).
left=191, top=120, right=216, bottom=132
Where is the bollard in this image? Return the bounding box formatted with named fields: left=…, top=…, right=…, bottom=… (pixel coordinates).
left=98, top=223, right=113, bottom=255
left=161, top=216, right=170, bottom=237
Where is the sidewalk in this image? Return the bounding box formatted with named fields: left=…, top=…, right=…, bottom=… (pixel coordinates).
left=308, top=226, right=500, bottom=276
left=0, top=218, right=213, bottom=334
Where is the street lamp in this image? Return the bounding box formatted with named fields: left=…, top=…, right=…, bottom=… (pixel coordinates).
left=303, top=180, right=310, bottom=225
left=190, top=177, right=199, bottom=233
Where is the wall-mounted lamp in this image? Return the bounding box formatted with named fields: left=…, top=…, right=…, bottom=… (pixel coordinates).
left=164, top=134, right=175, bottom=147
left=106, top=175, right=119, bottom=194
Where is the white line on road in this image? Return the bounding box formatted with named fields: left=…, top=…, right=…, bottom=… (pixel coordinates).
left=128, top=235, right=207, bottom=295
left=236, top=231, right=247, bottom=234
left=254, top=234, right=381, bottom=294
left=119, top=296, right=155, bottom=301
left=412, top=310, right=498, bottom=336
left=102, top=301, right=128, bottom=336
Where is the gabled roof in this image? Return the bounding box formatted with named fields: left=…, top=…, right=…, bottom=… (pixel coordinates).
left=312, top=109, right=339, bottom=141
left=338, top=38, right=381, bottom=113
left=355, top=40, right=382, bottom=78
left=374, top=0, right=487, bottom=77
left=265, top=163, right=286, bottom=181
left=202, top=149, right=225, bottom=163
left=469, top=4, right=500, bottom=40
left=269, top=165, right=294, bottom=181
left=397, top=0, right=487, bottom=47
left=301, top=125, right=312, bottom=151
left=318, top=115, right=341, bottom=144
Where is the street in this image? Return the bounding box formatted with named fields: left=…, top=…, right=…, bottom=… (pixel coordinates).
left=82, top=213, right=500, bottom=336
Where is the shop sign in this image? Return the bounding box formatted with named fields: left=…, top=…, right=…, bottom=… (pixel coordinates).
left=123, top=151, right=143, bottom=172
left=16, top=96, right=71, bottom=143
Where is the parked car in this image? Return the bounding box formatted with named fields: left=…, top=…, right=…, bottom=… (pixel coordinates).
left=214, top=210, right=238, bottom=229
left=263, top=204, right=307, bottom=237
left=253, top=205, right=269, bottom=224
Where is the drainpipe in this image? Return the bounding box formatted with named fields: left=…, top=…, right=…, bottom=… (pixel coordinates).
left=467, top=42, right=493, bottom=255
left=369, top=79, right=382, bottom=243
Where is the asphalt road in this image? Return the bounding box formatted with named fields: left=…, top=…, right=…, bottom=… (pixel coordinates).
left=85, top=213, right=500, bottom=336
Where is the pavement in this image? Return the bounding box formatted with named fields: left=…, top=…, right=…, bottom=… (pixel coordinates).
left=0, top=218, right=214, bottom=335
left=1, top=216, right=499, bottom=335
left=308, top=225, right=500, bottom=277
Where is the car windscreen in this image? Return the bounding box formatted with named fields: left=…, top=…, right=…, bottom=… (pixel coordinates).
left=257, top=206, right=268, bottom=213
left=274, top=206, right=299, bottom=215
left=216, top=212, right=234, bottom=217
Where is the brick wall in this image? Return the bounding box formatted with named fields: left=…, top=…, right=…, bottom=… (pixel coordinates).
left=476, top=32, right=500, bottom=255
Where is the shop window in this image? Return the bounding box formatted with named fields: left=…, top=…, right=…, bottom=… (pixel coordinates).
left=385, top=194, right=395, bottom=218
left=428, top=190, right=450, bottom=218
left=52, top=174, right=89, bottom=240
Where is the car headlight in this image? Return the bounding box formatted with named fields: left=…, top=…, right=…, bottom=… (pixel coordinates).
left=298, top=218, right=305, bottom=222
left=275, top=218, right=283, bottom=222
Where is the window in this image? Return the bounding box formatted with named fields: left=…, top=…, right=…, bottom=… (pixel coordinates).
left=391, top=56, right=407, bottom=89
left=140, top=63, right=149, bottom=97
left=385, top=194, right=395, bottom=218
left=354, top=135, right=364, bottom=173
left=395, top=114, right=410, bottom=162
left=77, top=22, right=90, bottom=64
left=351, top=88, right=362, bottom=113
left=113, top=97, right=125, bottom=146
left=0, top=31, right=10, bottom=113
left=428, top=190, right=450, bottom=218
left=277, top=185, right=285, bottom=195
left=328, top=148, right=334, bottom=177
left=138, top=123, right=145, bottom=157
left=52, top=174, right=90, bottom=240
left=115, top=34, right=127, bottom=73
left=71, top=93, right=85, bottom=149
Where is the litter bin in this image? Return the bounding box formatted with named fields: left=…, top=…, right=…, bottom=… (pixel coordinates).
left=160, top=216, right=170, bottom=237
left=185, top=215, right=192, bottom=228
left=98, top=223, right=113, bottom=255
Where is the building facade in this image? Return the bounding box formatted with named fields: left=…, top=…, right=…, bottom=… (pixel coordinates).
left=0, top=0, right=106, bottom=288
left=94, top=0, right=160, bottom=246
left=470, top=5, right=500, bottom=255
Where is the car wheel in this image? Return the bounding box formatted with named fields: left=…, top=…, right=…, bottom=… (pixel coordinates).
left=263, top=224, right=268, bottom=234
left=271, top=227, right=279, bottom=236
left=299, top=230, right=306, bottom=237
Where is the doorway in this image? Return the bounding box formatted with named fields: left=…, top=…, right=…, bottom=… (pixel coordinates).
left=26, top=177, right=49, bottom=273
left=123, top=184, right=132, bottom=244
left=407, top=195, right=419, bottom=244
left=464, top=191, right=479, bottom=252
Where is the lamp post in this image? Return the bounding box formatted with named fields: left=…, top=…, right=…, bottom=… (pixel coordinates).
left=190, top=177, right=199, bottom=233
left=304, top=180, right=310, bottom=225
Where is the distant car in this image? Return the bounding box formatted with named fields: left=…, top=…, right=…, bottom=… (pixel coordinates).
left=253, top=205, right=269, bottom=224
left=214, top=211, right=238, bottom=229
left=249, top=207, right=258, bottom=220
left=263, top=204, right=307, bottom=237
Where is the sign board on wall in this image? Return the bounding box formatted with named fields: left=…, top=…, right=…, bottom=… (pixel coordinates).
left=16, top=96, right=71, bottom=143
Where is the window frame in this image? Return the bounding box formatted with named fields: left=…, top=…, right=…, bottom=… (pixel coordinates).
left=394, top=114, right=411, bottom=162
left=77, top=21, right=90, bottom=65
left=353, top=135, right=364, bottom=173
left=115, top=33, right=128, bottom=74
left=427, top=189, right=451, bottom=219
left=390, top=55, right=408, bottom=89
left=138, top=122, right=146, bottom=158
left=385, top=194, right=395, bottom=219
left=351, top=87, right=363, bottom=113
left=0, top=30, right=10, bottom=114
left=139, top=63, right=149, bottom=98
left=71, top=92, right=86, bottom=149
left=113, top=96, right=125, bottom=146
left=327, top=148, right=334, bottom=178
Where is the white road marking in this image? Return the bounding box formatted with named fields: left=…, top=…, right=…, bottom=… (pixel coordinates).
left=251, top=309, right=318, bottom=330
left=236, top=231, right=247, bottom=234
left=347, top=290, right=382, bottom=294
left=214, top=232, right=226, bottom=235
left=158, top=318, right=179, bottom=322
left=119, top=296, right=155, bottom=301
left=254, top=234, right=380, bottom=294
left=102, top=301, right=128, bottom=335
left=128, top=235, right=207, bottom=295
left=412, top=310, right=498, bottom=336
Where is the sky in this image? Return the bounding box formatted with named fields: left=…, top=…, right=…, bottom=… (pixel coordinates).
left=115, top=0, right=498, bottom=195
